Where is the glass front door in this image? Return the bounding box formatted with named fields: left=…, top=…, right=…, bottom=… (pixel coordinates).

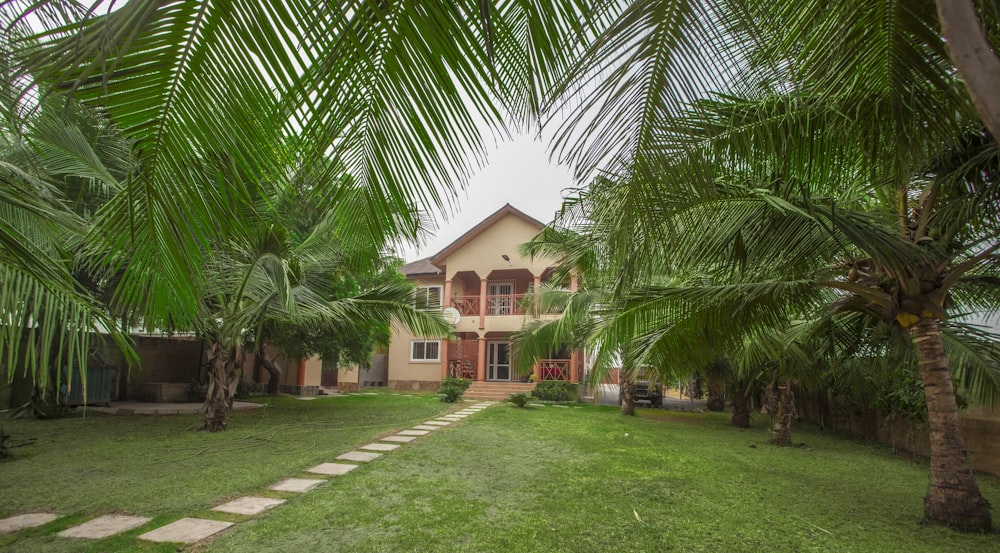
left=487, top=341, right=511, bottom=381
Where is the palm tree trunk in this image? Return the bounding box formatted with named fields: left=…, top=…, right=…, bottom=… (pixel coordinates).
left=706, top=378, right=726, bottom=412
left=937, top=0, right=1000, bottom=145
left=909, top=317, right=992, bottom=530
left=620, top=373, right=636, bottom=416
left=769, top=381, right=795, bottom=446
left=731, top=379, right=751, bottom=428
left=258, top=347, right=282, bottom=395
left=203, top=342, right=241, bottom=432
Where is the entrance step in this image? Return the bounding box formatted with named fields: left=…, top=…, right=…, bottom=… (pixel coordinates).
left=464, top=382, right=535, bottom=400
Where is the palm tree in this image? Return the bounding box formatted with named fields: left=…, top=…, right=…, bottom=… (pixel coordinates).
left=194, top=171, right=450, bottom=430
left=534, top=1, right=1000, bottom=530
left=7, top=0, right=1000, bottom=530
left=0, top=64, right=136, bottom=405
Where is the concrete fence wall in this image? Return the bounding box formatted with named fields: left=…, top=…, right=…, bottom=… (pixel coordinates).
left=795, top=393, right=1000, bottom=477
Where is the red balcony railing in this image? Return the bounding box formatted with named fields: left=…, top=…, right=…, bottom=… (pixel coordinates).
left=488, top=293, right=527, bottom=315
left=452, top=296, right=480, bottom=316
left=538, top=359, right=571, bottom=381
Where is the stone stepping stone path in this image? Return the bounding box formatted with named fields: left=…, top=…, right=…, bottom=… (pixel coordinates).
left=4, top=401, right=497, bottom=547
left=58, top=514, right=150, bottom=539
left=380, top=435, right=417, bottom=443
left=336, top=451, right=381, bottom=462
left=359, top=442, right=399, bottom=451
left=307, top=463, right=358, bottom=476
left=0, top=513, right=59, bottom=535
left=212, top=497, right=285, bottom=516
left=397, top=429, right=430, bottom=436
left=269, top=477, right=326, bottom=492
left=411, top=425, right=440, bottom=431
left=139, top=518, right=233, bottom=544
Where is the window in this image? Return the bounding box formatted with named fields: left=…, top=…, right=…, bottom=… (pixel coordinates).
left=411, top=340, right=440, bottom=362
left=414, top=285, right=442, bottom=309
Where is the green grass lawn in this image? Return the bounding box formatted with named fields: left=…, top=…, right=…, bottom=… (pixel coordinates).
left=0, top=392, right=450, bottom=552
left=2, top=398, right=999, bottom=552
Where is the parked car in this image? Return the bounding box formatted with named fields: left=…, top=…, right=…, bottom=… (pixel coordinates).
left=620, top=366, right=663, bottom=408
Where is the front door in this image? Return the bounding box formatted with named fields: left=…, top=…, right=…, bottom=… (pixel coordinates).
left=487, top=341, right=511, bottom=381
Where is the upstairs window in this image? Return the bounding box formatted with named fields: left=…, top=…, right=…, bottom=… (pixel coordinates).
left=414, top=285, right=442, bottom=309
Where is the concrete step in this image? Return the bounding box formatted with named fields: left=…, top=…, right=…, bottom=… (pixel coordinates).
left=464, top=382, right=535, bottom=400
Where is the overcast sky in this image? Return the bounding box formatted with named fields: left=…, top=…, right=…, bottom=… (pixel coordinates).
left=397, top=133, right=577, bottom=262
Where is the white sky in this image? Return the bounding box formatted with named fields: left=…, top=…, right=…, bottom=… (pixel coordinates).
left=397, top=134, right=577, bottom=262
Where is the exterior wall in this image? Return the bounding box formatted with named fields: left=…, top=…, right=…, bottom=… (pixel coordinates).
left=338, top=364, right=359, bottom=392
left=387, top=324, right=445, bottom=387
left=442, top=215, right=552, bottom=280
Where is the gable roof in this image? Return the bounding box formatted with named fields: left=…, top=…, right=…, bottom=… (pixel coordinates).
left=400, top=257, right=444, bottom=276
left=429, top=204, right=545, bottom=267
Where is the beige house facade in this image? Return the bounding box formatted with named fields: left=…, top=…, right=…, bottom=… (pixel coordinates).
left=388, top=204, right=582, bottom=391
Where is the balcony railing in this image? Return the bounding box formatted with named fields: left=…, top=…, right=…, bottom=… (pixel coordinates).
left=452, top=296, right=480, bottom=316
left=488, top=293, right=526, bottom=315
left=452, top=294, right=528, bottom=316
left=538, top=359, right=571, bottom=381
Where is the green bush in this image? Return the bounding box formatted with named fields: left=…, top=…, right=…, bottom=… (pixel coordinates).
left=508, top=392, right=530, bottom=408
left=532, top=380, right=577, bottom=402
left=437, top=377, right=471, bottom=403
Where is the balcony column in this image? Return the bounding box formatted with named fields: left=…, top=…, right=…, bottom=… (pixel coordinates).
left=297, top=358, right=307, bottom=386
left=533, top=274, right=541, bottom=314
left=533, top=360, right=541, bottom=383
left=479, top=278, right=487, bottom=329
left=443, top=279, right=452, bottom=308
left=570, top=350, right=580, bottom=383
left=440, top=339, right=449, bottom=380
left=477, top=337, right=487, bottom=381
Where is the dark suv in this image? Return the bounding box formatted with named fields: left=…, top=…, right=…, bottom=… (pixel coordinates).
left=620, top=367, right=664, bottom=407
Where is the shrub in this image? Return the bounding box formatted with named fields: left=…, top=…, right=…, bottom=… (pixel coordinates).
left=508, top=392, right=530, bottom=408
left=235, top=376, right=259, bottom=399
left=438, top=377, right=471, bottom=403
left=532, top=380, right=577, bottom=402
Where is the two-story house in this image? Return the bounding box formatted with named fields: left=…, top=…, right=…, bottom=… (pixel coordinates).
left=387, top=204, right=583, bottom=396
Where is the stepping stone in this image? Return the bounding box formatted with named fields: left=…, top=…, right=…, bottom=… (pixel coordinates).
left=411, top=425, right=439, bottom=431
left=359, top=442, right=400, bottom=451
left=361, top=392, right=378, bottom=396
left=59, top=514, right=150, bottom=539
left=297, top=397, right=317, bottom=401
left=552, top=404, right=569, bottom=408
left=397, top=429, right=430, bottom=436
left=423, top=421, right=451, bottom=426
left=336, top=451, right=382, bottom=462
left=138, top=518, right=233, bottom=544
left=269, top=478, right=326, bottom=492
left=0, top=513, right=59, bottom=535
left=212, top=496, right=285, bottom=516
left=307, top=463, right=359, bottom=475
left=381, top=435, right=417, bottom=443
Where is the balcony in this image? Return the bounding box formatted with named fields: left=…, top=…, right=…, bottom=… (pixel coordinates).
left=452, top=294, right=528, bottom=317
